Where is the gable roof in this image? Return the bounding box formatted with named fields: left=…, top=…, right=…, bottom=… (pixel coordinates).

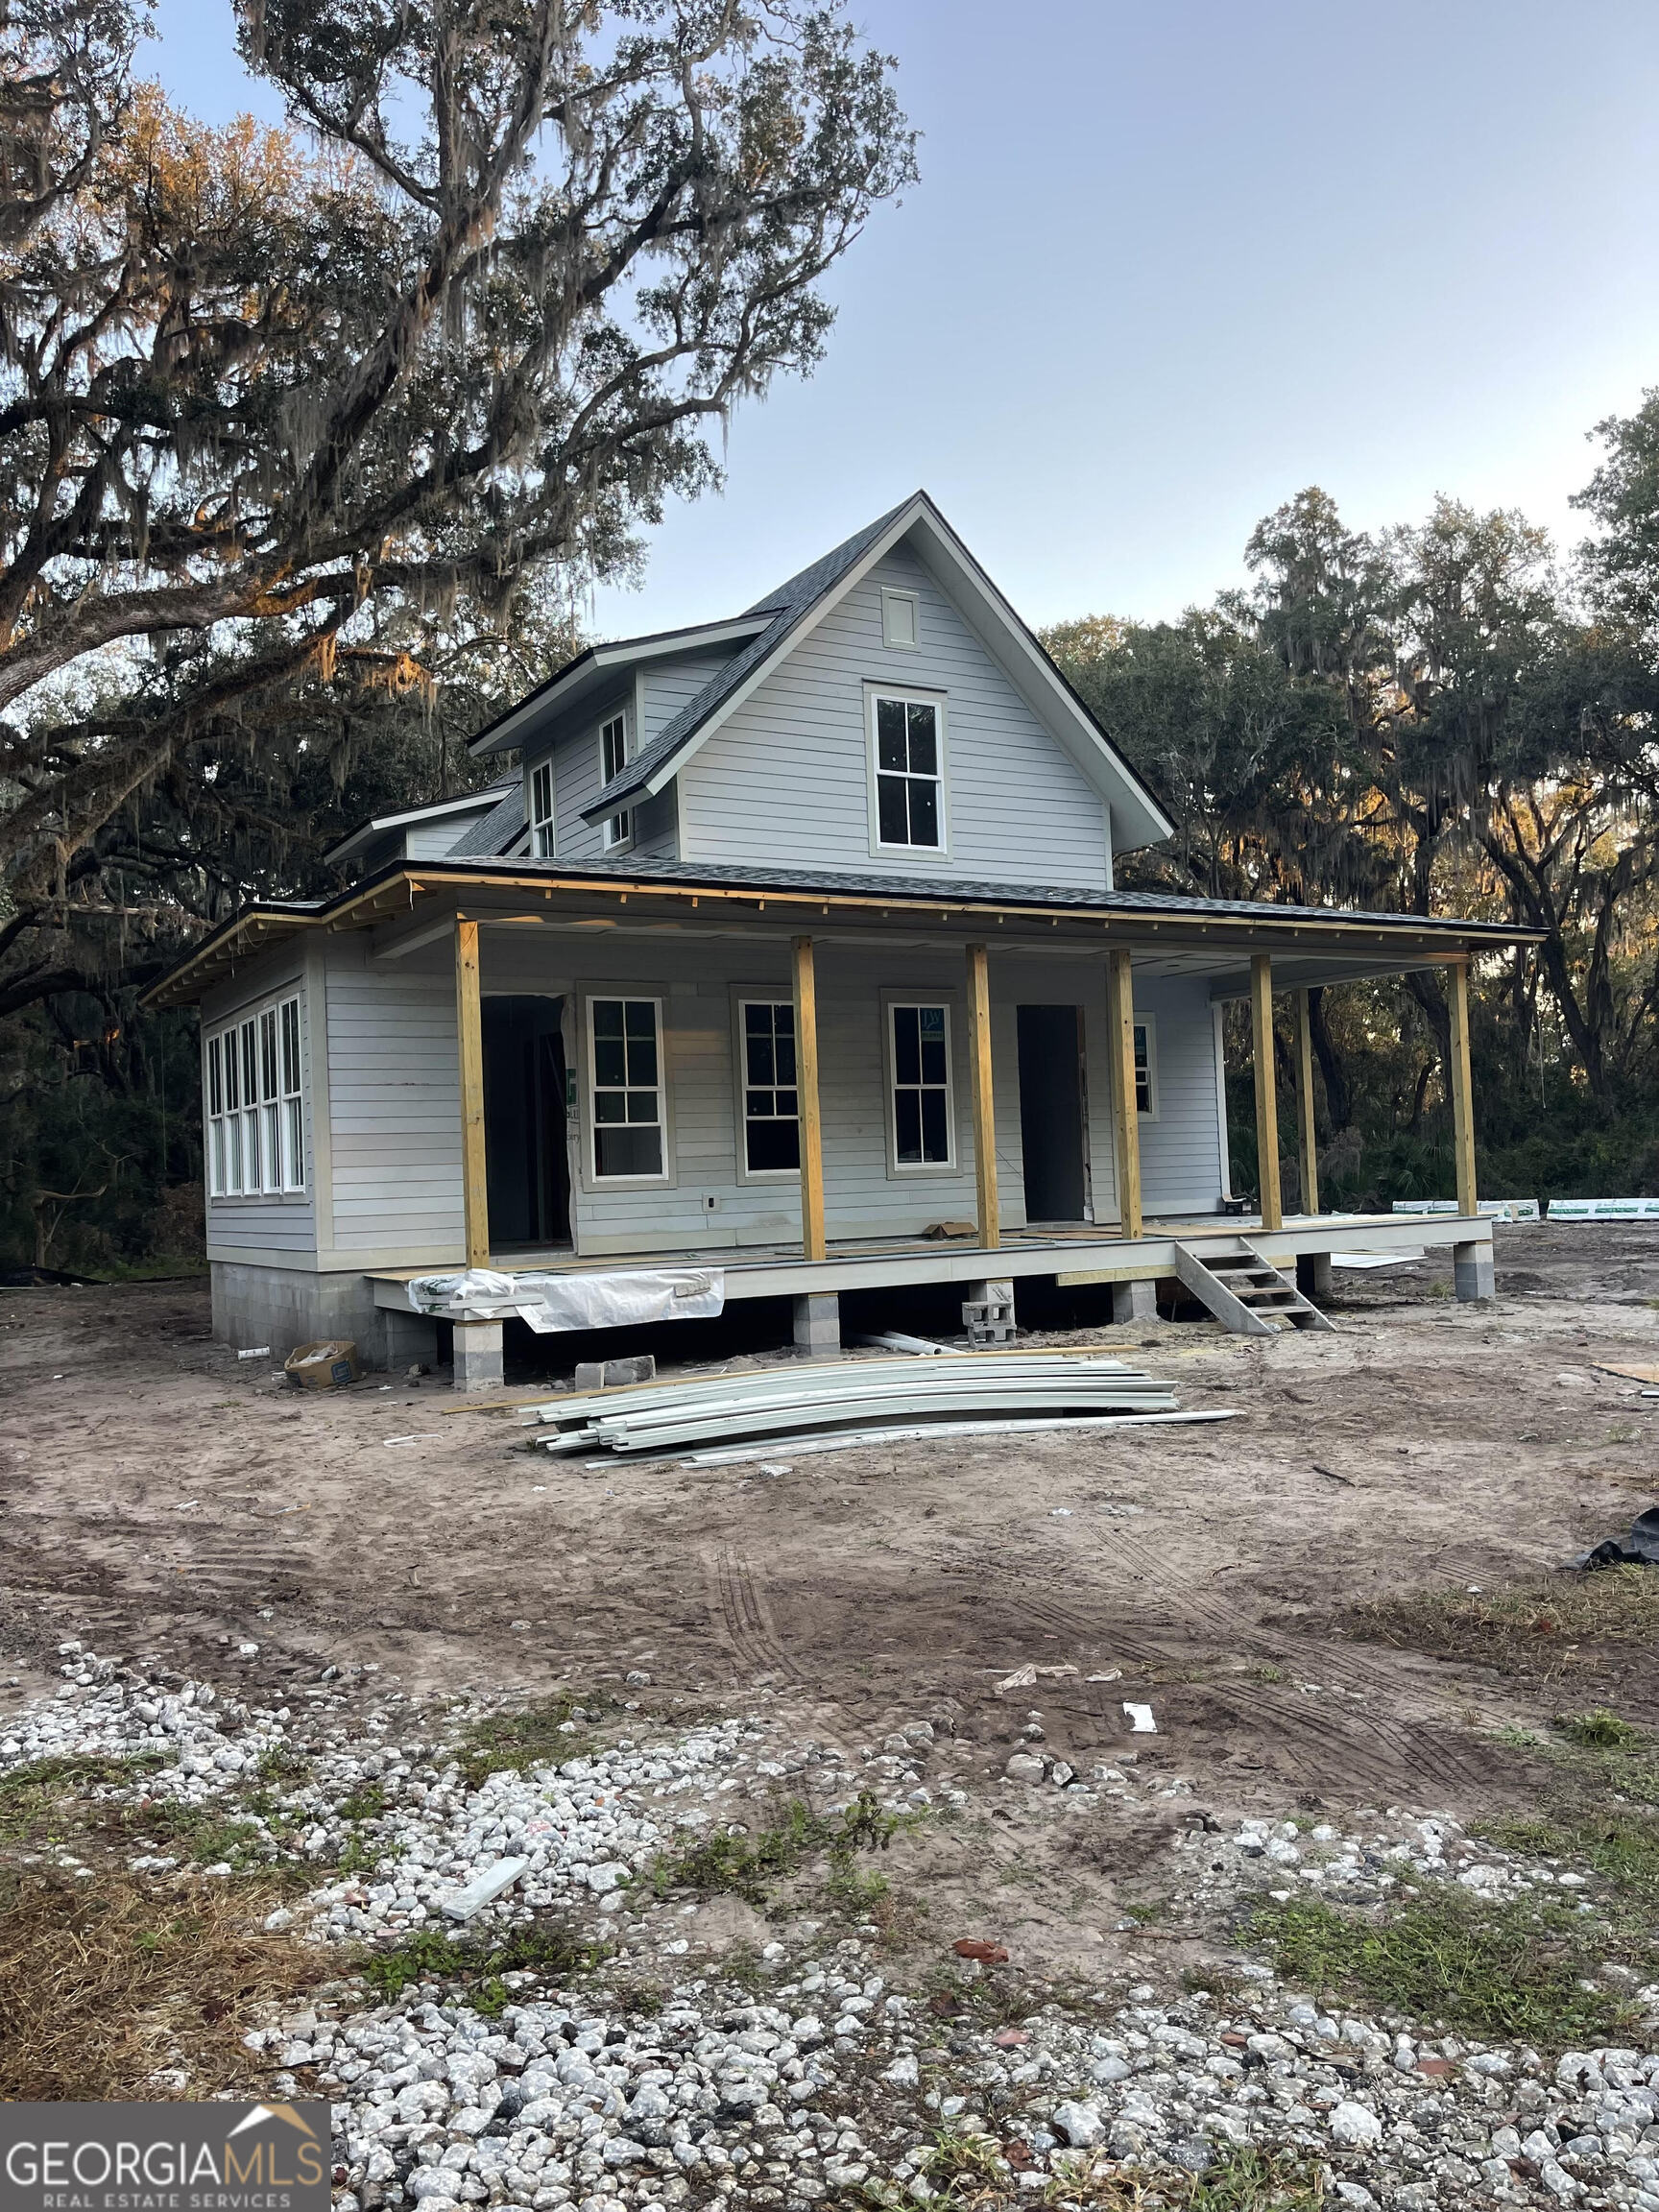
left=445, top=781, right=528, bottom=858
left=575, top=492, right=1175, bottom=852
left=323, top=781, right=517, bottom=870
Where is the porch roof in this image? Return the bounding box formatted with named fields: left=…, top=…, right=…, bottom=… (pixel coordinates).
left=141, top=852, right=1543, bottom=1010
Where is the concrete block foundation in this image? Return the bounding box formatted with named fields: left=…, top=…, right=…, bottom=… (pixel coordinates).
left=793, top=1292, right=841, bottom=1360
left=1454, top=1239, right=1496, bottom=1301
left=210, top=1262, right=439, bottom=1371
left=1111, top=1278, right=1159, bottom=1323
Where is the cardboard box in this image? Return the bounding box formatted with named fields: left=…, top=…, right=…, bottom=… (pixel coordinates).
left=283, top=1338, right=362, bottom=1390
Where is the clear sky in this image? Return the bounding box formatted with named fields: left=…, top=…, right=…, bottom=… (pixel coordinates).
left=143, top=0, right=1659, bottom=635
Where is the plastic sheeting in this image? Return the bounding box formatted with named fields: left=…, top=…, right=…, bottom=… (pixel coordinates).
left=404, top=1266, right=724, bottom=1334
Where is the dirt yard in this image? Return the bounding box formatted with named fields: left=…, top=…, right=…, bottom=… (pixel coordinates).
left=4, top=1222, right=1657, bottom=1977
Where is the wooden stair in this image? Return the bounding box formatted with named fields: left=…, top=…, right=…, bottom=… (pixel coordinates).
left=1173, top=1237, right=1335, bottom=1336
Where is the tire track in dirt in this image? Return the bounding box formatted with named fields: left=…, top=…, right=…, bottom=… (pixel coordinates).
left=703, top=1548, right=805, bottom=1684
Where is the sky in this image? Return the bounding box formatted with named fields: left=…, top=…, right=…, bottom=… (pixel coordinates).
left=143, top=0, right=1659, bottom=637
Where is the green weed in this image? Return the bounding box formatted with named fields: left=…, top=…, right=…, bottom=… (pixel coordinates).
left=646, top=1790, right=919, bottom=1911
left=0, top=1754, right=170, bottom=1844
left=336, top=1781, right=388, bottom=1823
left=455, top=1698, right=589, bottom=1790
left=1555, top=1707, right=1644, bottom=1750
left=360, top=1920, right=601, bottom=2013
left=1248, top=1885, right=1647, bottom=2048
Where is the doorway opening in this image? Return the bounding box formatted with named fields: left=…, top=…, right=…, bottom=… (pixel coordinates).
left=482, top=995, right=571, bottom=1249
left=1016, top=1004, right=1091, bottom=1223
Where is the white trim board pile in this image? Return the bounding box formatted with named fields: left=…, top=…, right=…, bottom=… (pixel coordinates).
left=530, top=1353, right=1182, bottom=1459
left=1392, top=1199, right=1540, bottom=1221
left=1547, top=1198, right=1659, bottom=1221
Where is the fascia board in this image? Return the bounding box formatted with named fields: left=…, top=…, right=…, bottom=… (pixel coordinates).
left=469, top=615, right=774, bottom=759
left=587, top=500, right=933, bottom=815
left=324, top=789, right=509, bottom=867
left=902, top=512, right=1174, bottom=850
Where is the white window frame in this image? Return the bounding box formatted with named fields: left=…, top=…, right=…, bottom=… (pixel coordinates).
left=204, top=987, right=305, bottom=1199
left=880, top=586, right=921, bottom=651
left=866, top=685, right=950, bottom=860
left=529, top=756, right=556, bottom=857
left=598, top=708, right=633, bottom=853
left=731, top=991, right=802, bottom=1184
left=1134, top=1015, right=1159, bottom=1121
left=881, top=993, right=958, bottom=1177
left=584, top=993, right=668, bottom=1186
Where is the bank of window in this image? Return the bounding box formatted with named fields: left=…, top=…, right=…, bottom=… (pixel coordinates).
left=206, top=993, right=304, bottom=1196
left=740, top=1000, right=800, bottom=1174
left=589, top=998, right=663, bottom=1179
left=890, top=1002, right=953, bottom=1167
left=530, top=758, right=555, bottom=856
left=872, top=693, right=944, bottom=850
left=1134, top=1018, right=1158, bottom=1118
left=599, top=711, right=631, bottom=850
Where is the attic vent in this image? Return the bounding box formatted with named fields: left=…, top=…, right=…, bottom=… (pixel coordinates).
left=881, top=588, right=920, bottom=651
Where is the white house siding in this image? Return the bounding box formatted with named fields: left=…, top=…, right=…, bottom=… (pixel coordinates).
left=466, top=932, right=1222, bottom=1256
left=201, top=954, right=320, bottom=1262
left=323, top=937, right=466, bottom=1266
left=678, top=547, right=1113, bottom=887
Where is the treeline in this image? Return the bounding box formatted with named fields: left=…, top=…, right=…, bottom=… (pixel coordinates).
left=1043, top=438, right=1659, bottom=1209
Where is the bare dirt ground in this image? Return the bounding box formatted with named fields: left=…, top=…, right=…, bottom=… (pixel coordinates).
left=4, top=1224, right=1657, bottom=1984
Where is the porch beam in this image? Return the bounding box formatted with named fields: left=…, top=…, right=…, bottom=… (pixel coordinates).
left=1448, top=959, right=1478, bottom=1215
left=791, top=933, right=827, bottom=1262
left=1250, top=952, right=1283, bottom=1232
left=1105, top=947, right=1143, bottom=1240
left=455, top=917, right=490, bottom=1269
left=1293, top=986, right=1319, bottom=1215
left=966, top=942, right=999, bottom=1249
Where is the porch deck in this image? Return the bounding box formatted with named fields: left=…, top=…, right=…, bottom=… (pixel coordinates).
left=366, top=1208, right=1483, bottom=1312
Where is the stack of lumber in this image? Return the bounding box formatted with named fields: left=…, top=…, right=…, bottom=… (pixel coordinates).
left=530, top=1352, right=1186, bottom=1460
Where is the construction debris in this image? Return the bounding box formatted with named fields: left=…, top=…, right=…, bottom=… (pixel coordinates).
left=850, top=1332, right=961, bottom=1357
left=1123, top=1702, right=1158, bottom=1733
left=680, top=1409, right=1238, bottom=1468
left=995, top=1662, right=1079, bottom=1695
left=438, top=1854, right=531, bottom=1921
left=1574, top=1504, right=1659, bottom=1571
left=527, top=1353, right=1191, bottom=1460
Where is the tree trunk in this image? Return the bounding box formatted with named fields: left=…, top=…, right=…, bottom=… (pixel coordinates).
left=1306, top=986, right=1351, bottom=1132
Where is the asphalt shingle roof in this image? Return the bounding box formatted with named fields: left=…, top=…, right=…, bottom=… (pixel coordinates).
left=445, top=783, right=527, bottom=857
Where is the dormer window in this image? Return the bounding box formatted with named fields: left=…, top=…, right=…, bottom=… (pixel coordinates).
left=529, top=758, right=555, bottom=856
left=599, top=709, right=632, bottom=851
left=870, top=690, right=947, bottom=853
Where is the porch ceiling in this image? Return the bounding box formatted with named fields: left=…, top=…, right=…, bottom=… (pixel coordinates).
left=142, top=854, right=1542, bottom=1008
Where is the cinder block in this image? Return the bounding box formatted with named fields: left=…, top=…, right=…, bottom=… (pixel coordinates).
left=453, top=1319, right=504, bottom=1392
left=1111, top=1279, right=1159, bottom=1324
left=1454, top=1239, right=1495, bottom=1302
left=574, top=1355, right=657, bottom=1390
left=793, top=1292, right=841, bottom=1360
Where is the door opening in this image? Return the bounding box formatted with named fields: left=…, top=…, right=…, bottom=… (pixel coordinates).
left=1016, top=1004, right=1090, bottom=1223
left=482, top=995, right=571, bottom=1249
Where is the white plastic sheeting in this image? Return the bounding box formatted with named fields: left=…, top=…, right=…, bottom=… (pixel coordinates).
left=404, top=1266, right=724, bottom=1333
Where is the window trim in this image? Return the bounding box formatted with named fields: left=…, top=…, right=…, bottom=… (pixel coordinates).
left=879, top=989, right=961, bottom=1179
left=864, top=684, right=950, bottom=862
left=529, top=755, right=556, bottom=857
left=204, top=985, right=306, bottom=1201
left=581, top=991, right=670, bottom=1189
left=1133, top=1013, right=1159, bottom=1121
left=730, top=988, right=803, bottom=1185
left=598, top=707, right=633, bottom=854
left=880, top=586, right=921, bottom=651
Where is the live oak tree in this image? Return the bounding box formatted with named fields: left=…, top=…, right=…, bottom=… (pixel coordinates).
left=0, top=0, right=916, bottom=993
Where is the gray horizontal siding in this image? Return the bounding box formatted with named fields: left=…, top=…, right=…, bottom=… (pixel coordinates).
left=324, top=942, right=465, bottom=1259
left=679, top=546, right=1112, bottom=886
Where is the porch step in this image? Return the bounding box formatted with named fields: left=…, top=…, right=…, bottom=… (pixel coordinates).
left=1172, top=1238, right=1336, bottom=1337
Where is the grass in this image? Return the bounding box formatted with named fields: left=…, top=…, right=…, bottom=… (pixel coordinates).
left=455, top=1696, right=589, bottom=1790
left=1341, top=1564, right=1659, bottom=1673
left=0, top=1752, right=171, bottom=1844
left=907, top=2138, right=1325, bottom=2210
left=1247, top=1883, right=1649, bottom=2049
left=645, top=1790, right=920, bottom=1911
left=1555, top=1706, right=1644, bottom=1749
left=359, top=1919, right=603, bottom=2016
left=0, top=1869, right=328, bottom=2100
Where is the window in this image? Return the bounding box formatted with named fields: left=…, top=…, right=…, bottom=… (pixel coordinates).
left=889, top=1002, right=954, bottom=1167
left=599, top=711, right=631, bottom=850
left=871, top=692, right=944, bottom=850
left=881, top=587, right=920, bottom=650
left=739, top=1000, right=800, bottom=1174
left=530, top=757, right=555, bottom=857
left=589, top=998, right=663, bottom=1179
left=205, top=990, right=304, bottom=1196
left=1133, top=1017, right=1158, bottom=1119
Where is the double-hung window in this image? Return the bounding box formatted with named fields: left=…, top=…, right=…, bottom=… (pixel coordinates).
left=205, top=991, right=304, bottom=1196
left=739, top=1000, right=799, bottom=1174
left=599, top=711, right=631, bottom=851
left=589, top=998, right=663, bottom=1179
left=871, top=692, right=945, bottom=851
left=889, top=1002, right=953, bottom=1167
left=529, top=757, right=555, bottom=857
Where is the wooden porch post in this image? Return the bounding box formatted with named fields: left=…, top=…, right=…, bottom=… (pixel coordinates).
left=455, top=917, right=490, bottom=1269
left=791, top=934, right=827, bottom=1262
left=1250, top=952, right=1283, bottom=1233
left=1293, top=986, right=1319, bottom=1217
left=1448, top=958, right=1478, bottom=1216
left=1105, top=947, right=1143, bottom=1239
left=966, top=943, right=999, bottom=1250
